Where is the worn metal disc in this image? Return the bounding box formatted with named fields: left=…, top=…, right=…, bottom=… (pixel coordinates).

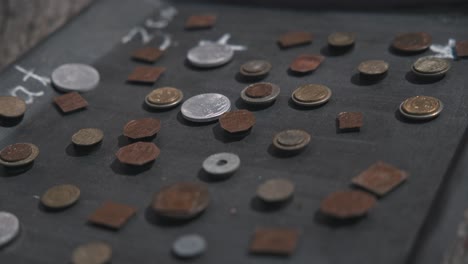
left=181, top=93, right=231, bottom=122
left=71, top=242, right=112, bottom=264
left=358, top=60, right=389, bottom=76
left=240, top=60, right=272, bottom=77
left=41, top=184, right=81, bottom=209
left=320, top=190, right=377, bottom=219
left=327, top=32, right=356, bottom=47
left=187, top=43, right=234, bottom=68
left=0, top=143, right=39, bottom=168
left=273, top=130, right=311, bottom=152
left=411, top=56, right=450, bottom=78
left=72, top=128, right=104, bottom=146
left=52, top=63, right=100, bottom=92
left=0, top=212, right=20, bottom=248
left=399, top=96, right=443, bottom=120
left=172, top=234, right=207, bottom=258
left=202, top=152, right=240, bottom=177
left=240, top=82, right=280, bottom=105
left=257, top=178, right=295, bottom=203
left=291, top=84, right=332, bottom=107
left=116, top=142, right=160, bottom=166
left=0, top=96, right=26, bottom=119
left=392, top=32, right=432, bottom=53
left=123, top=118, right=161, bottom=140
left=219, top=110, right=256, bottom=134
left=145, top=87, right=183, bottom=109
left=0, top=143, right=32, bottom=162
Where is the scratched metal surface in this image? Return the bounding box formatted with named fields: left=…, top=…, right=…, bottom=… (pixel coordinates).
left=1, top=1, right=468, bottom=264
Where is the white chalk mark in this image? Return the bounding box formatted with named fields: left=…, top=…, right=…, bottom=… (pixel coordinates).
left=198, top=34, right=247, bottom=51
left=159, top=34, right=172, bottom=50
left=217, top=34, right=231, bottom=45
left=122, top=27, right=154, bottom=44
left=430, top=38, right=455, bottom=59
left=15, top=65, right=51, bottom=87
left=145, top=6, right=178, bottom=29
left=9, top=86, right=44, bottom=104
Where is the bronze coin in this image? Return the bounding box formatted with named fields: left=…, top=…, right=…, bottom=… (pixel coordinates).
left=278, top=31, right=313, bottom=48
left=123, top=118, right=161, bottom=140
left=0, top=96, right=26, bottom=118
left=71, top=242, right=112, bottom=264
left=147, top=87, right=181, bottom=105
left=127, top=66, right=166, bottom=84
left=249, top=227, right=300, bottom=255
left=293, top=84, right=330, bottom=103
left=116, top=142, right=160, bottom=166
left=54, top=92, right=88, bottom=113
left=289, top=54, right=325, bottom=73
left=245, top=83, right=273, bottom=98
left=72, top=128, right=104, bottom=146
left=327, top=32, right=356, bottom=47
left=219, top=110, right=256, bottom=134
left=456, top=40, right=468, bottom=57
left=273, top=130, right=311, bottom=152
left=320, top=190, right=377, bottom=219
left=337, top=112, right=363, bottom=131
left=358, top=60, right=389, bottom=75
left=41, top=184, right=81, bottom=209
left=352, top=161, right=408, bottom=197
left=256, top=178, right=295, bottom=203
left=132, top=46, right=164, bottom=63
left=401, top=96, right=441, bottom=115
left=151, top=182, right=210, bottom=219
left=88, top=201, right=136, bottom=230
left=0, top=143, right=39, bottom=167
left=0, top=143, right=32, bottom=162
left=412, top=57, right=449, bottom=74
left=240, top=60, right=272, bottom=77
left=185, top=14, right=217, bottom=29
left=392, top=32, right=432, bottom=53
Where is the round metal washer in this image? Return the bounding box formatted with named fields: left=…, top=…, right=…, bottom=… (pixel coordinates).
left=291, top=84, right=332, bottom=107
left=51, top=63, right=100, bottom=93
left=181, top=93, right=231, bottom=122
left=202, top=152, right=240, bottom=177
left=399, top=99, right=444, bottom=120
left=0, top=143, right=39, bottom=168
left=0, top=211, right=20, bottom=248
left=172, top=234, right=207, bottom=258
left=187, top=43, right=234, bottom=68
left=240, top=82, right=280, bottom=105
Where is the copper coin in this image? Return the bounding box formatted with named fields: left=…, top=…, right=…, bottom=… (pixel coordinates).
left=72, top=128, right=104, bottom=146
left=219, top=110, right=256, bottom=134
left=88, top=201, right=136, bottom=230
left=185, top=14, right=217, bottom=29
left=456, top=40, right=468, bottom=57
left=127, top=66, right=165, bottom=84
left=41, top=184, right=81, bottom=209
left=245, top=83, right=273, bottom=98
left=123, top=118, right=161, bottom=140
left=337, top=112, right=363, bottom=131
left=278, top=31, right=313, bottom=48
left=358, top=60, right=389, bottom=75
left=401, top=96, right=441, bottom=115
left=72, top=242, right=112, bottom=264
left=273, top=129, right=311, bottom=151
left=292, top=84, right=332, bottom=106
left=249, top=227, right=300, bottom=255
left=0, top=96, right=26, bottom=118
left=0, top=143, right=32, bottom=162
left=289, top=54, right=324, bottom=74
left=132, top=46, right=164, bottom=63
left=54, top=92, right=88, bottom=113
left=392, top=32, right=432, bottom=53
left=151, top=182, right=210, bottom=219
left=256, top=178, right=295, bottom=203
left=328, top=32, right=356, bottom=47
left=0, top=143, right=39, bottom=167
left=412, top=56, right=450, bottom=75
left=352, top=161, right=408, bottom=197
left=240, top=60, right=272, bottom=77
left=320, top=190, right=377, bottom=219
left=116, top=142, right=160, bottom=166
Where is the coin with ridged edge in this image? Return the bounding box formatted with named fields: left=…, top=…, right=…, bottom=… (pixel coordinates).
left=411, top=56, right=450, bottom=78
left=41, top=184, right=81, bottom=210
left=292, top=84, right=332, bottom=107
left=145, top=87, right=183, bottom=109
left=399, top=95, right=443, bottom=120
left=241, top=82, right=280, bottom=105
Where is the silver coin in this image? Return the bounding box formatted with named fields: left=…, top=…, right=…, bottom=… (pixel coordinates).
left=399, top=100, right=444, bottom=120
left=181, top=93, right=231, bottom=122
left=172, top=234, right=207, bottom=258
left=52, top=63, right=100, bottom=92
left=0, top=211, right=20, bottom=248
left=240, top=82, right=281, bottom=105
left=187, top=43, right=234, bottom=68
left=202, top=152, right=240, bottom=178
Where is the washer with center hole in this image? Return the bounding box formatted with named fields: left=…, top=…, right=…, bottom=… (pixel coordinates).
left=202, top=152, right=240, bottom=178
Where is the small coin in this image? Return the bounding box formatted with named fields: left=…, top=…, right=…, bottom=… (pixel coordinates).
left=116, top=142, right=160, bottom=166
left=0, top=211, right=20, bottom=248
left=185, top=14, right=217, bottom=30
left=181, top=93, right=231, bottom=122
left=146, top=87, right=182, bottom=105
left=241, top=82, right=280, bottom=105
left=54, top=92, right=88, bottom=113
left=273, top=130, right=311, bottom=152
left=0, top=143, right=39, bottom=168
left=240, top=60, right=272, bottom=77
left=0, top=143, right=32, bottom=162
left=400, top=95, right=442, bottom=117
left=412, top=56, right=450, bottom=75
left=88, top=201, right=136, bottom=230
left=358, top=60, right=389, bottom=76
left=337, top=112, right=363, bottom=132
left=219, top=110, right=256, bottom=134
left=52, top=64, right=100, bottom=93
left=278, top=31, right=313, bottom=48
left=132, top=46, right=164, bottom=63
left=202, top=152, right=240, bottom=177
left=245, top=83, right=273, bottom=98
left=172, top=234, right=207, bottom=258
left=352, top=161, right=408, bottom=197
left=72, top=128, right=104, bottom=146
left=392, top=32, right=432, bottom=53
left=289, top=54, right=325, bottom=74
left=127, top=66, right=166, bottom=84
left=0, top=96, right=26, bottom=119
left=249, top=227, right=299, bottom=255
left=257, top=178, right=295, bottom=203
left=71, top=242, right=112, bottom=264
left=328, top=32, right=356, bottom=47
left=187, top=43, right=234, bottom=68
left=123, top=118, right=161, bottom=140
left=320, top=190, right=377, bottom=219
left=292, top=84, right=332, bottom=107
left=456, top=40, right=468, bottom=57
left=41, top=184, right=81, bottom=209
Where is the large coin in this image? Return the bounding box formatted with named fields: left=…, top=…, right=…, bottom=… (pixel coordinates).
left=392, top=32, right=432, bottom=53
left=412, top=56, right=450, bottom=75
left=181, top=93, right=231, bottom=122
left=187, top=43, right=234, bottom=68
left=52, top=64, right=100, bottom=92
left=400, top=95, right=443, bottom=120
left=0, top=211, right=20, bottom=247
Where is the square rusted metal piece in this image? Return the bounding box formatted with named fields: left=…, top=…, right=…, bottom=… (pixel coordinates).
left=132, top=47, right=164, bottom=63
left=352, top=161, right=408, bottom=197
left=337, top=112, right=363, bottom=132
left=88, top=201, right=136, bottom=230
left=185, top=14, right=217, bottom=29
left=278, top=31, right=313, bottom=48
left=127, top=66, right=165, bottom=84
left=249, top=227, right=300, bottom=255
left=54, top=92, right=88, bottom=113
left=456, top=40, right=468, bottom=57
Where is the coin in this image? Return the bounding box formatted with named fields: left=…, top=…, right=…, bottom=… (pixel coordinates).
left=292, top=84, right=332, bottom=107
left=257, top=178, right=295, bottom=203
left=0, top=96, right=26, bottom=119
left=127, top=66, right=165, bottom=84
left=172, top=234, right=207, bottom=258
left=412, top=56, right=450, bottom=77
left=40, top=184, right=81, bottom=209
left=244, top=83, right=273, bottom=98
left=289, top=54, right=325, bottom=74
left=273, top=129, right=311, bottom=152
left=249, top=227, right=299, bottom=255
left=52, top=64, right=100, bottom=93
left=202, top=152, right=240, bottom=177
left=320, top=190, right=377, bottom=219
left=0, top=143, right=32, bottom=162
left=456, top=40, right=468, bottom=57
left=123, top=118, right=161, bottom=140
left=328, top=32, right=356, bottom=48
left=219, top=110, right=256, bottom=134
left=337, top=112, right=363, bottom=132
left=71, top=242, right=112, bottom=264
left=151, top=182, right=210, bottom=219
left=358, top=60, right=389, bottom=76
left=88, top=201, right=136, bottom=230
left=116, top=142, right=160, bottom=166
left=145, top=87, right=183, bottom=109
left=185, top=14, right=217, bottom=30
left=132, top=46, right=164, bottom=63
left=181, top=93, right=231, bottom=122
left=278, top=31, right=313, bottom=48
left=0, top=143, right=39, bottom=168
left=392, top=32, right=432, bottom=53
left=352, top=161, right=408, bottom=197
left=0, top=211, right=20, bottom=248
left=187, top=43, right=234, bottom=68
left=240, top=82, right=280, bottom=105
left=400, top=95, right=443, bottom=120
left=54, top=92, right=88, bottom=113
left=240, top=60, right=272, bottom=77
left=72, top=128, right=104, bottom=147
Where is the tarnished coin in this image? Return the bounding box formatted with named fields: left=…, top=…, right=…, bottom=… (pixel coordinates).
left=0, top=143, right=39, bottom=168
left=145, top=87, right=183, bottom=109
left=328, top=32, right=356, bottom=48
left=273, top=130, right=311, bottom=152
left=337, top=112, right=363, bottom=132
left=88, top=201, right=136, bottom=230
left=71, top=242, right=112, bottom=264
left=358, top=60, right=389, bottom=76
left=172, top=234, right=207, bottom=258
left=278, top=31, right=313, bottom=48
left=0, top=211, right=20, bottom=248
left=181, top=93, right=231, bottom=122
left=412, top=56, right=450, bottom=77
left=52, top=63, right=100, bottom=92
left=41, top=184, right=81, bottom=209
left=240, top=60, right=272, bottom=77
left=152, top=182, right=210, bottom=219
left=289, top=54, right=325, bottom=74
left=399, top=95, right=443, bottom=120
left=116, top=142, right=160, bottom=166
left=250, top=227, right=300, bottom=255
left=123, top=118, right=161, bottom=140
left=0, top=143, right=32, bottom=162
left=219, top=110, right=256, bottom=134
left=72, top=128, right=104, bottom=146
left=320, top=190, right=377, bottom=219
left=352, top=161, right=408, bottom=197
left=187, top=43, right=234, bottom=68
left=202, top=152, right=240, bottom=177
left=292, top=84, right=332, bottom=107
left=0, top=96, right=26, bottom=119
left=257, top=178, right=295, bottom=203
left=241, top=82, right=280, bottom=105
left=392, top=32, right=432, bottom=53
